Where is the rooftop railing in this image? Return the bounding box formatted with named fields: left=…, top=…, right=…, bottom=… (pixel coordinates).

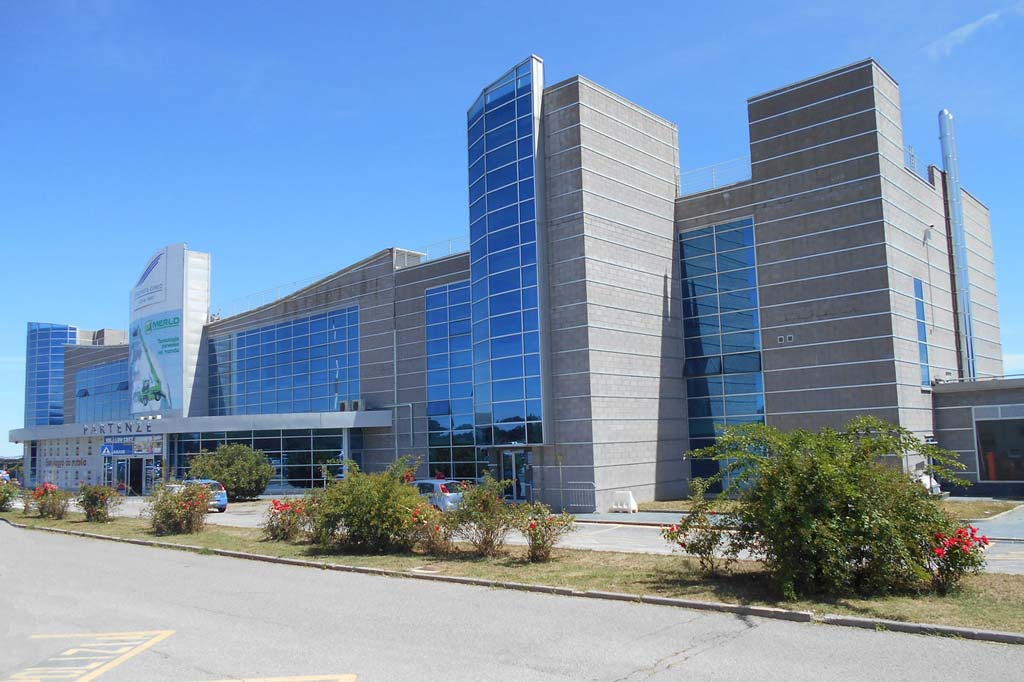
left=678, top=155, right=752, bottom=196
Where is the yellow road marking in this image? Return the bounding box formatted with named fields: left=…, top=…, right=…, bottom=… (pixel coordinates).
left=11, top=630, right=175, bottom=682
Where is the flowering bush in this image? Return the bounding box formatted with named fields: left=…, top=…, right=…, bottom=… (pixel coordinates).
left=305, top=458, right=424, bottom=552
left=77, top=485, right=122, bottom=522
left=35, top=483, right=73, bottom=520
left=261, top=497, right=309, bottom=542
left=696, top=417, right=969, bottom=598
left=411, top=503, right=459, bottom=556
left=517, top=502, right=575, bottom=562
left=20, top=488, right=36, bottom=516
left=930, top=526, right=989, bottom=594
left=147, top=483, right=211, bottom=535
left=660, top=478, right=732, bottom=574
left=451, top=473, right=518, bottom=557
left=0, top=480, right=18, bottom=512
left=189, top=443, right=275, bottom=501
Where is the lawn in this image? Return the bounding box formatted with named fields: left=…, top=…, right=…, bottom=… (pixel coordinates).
left=639, top=498, right=1022, bottom=521
left=4, top=510, right=1023, bottom=634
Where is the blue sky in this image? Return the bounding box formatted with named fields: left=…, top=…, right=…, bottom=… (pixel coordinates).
left=2, top=0, right=1023, bottom=456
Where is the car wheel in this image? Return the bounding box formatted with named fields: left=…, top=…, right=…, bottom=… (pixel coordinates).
left=218, top=507, right=227, bottom=513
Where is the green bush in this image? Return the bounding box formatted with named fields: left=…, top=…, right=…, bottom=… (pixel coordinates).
left=412, top=502, right=460, bottom=556
left=517, top=502, right=575, bottom=562
left=452, top=473, right=518, bottom=557
left=20, top=488, right=36, bottom=516
left=661, top=478, right=730, bottom=574
left=34, top=483, right=73, bottom=520
left=77, top=485, right=122, bottom=522
left=261, top=497, right=309, bottom=542
left=698, top=416, right=969, bottom=599
left=189, top=443, right=275, bottom=501
left=147, top=483, right=211, bottom=535
left=305, top=459, right=424, bottom=552
left=0, top=482, right=17, bottom=512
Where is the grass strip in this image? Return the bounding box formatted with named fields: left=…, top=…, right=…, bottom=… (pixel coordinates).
left=4, top=510, right=1022, bottom=634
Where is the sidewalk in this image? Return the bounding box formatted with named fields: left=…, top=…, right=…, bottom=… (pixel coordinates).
left=974, top=505, right=1024, bottom=541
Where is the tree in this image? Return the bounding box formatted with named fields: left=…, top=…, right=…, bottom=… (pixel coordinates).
left=189, top=443, right=275, bottom=501
left=693, top=416, right=969, bottom=599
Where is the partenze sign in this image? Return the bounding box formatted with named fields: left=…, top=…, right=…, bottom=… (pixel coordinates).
left=81, top=421, right=156, bottom=436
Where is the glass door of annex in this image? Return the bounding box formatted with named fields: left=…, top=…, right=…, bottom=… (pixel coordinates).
left=499, top=450, right=530, bottom=501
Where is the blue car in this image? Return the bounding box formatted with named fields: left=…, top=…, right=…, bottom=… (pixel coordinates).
left=182, top=479, right=229, bottom=513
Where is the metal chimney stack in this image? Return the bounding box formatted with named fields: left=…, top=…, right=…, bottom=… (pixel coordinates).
left=939, top=109, right=977, bottom=380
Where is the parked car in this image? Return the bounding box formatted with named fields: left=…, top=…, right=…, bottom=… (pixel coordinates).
left=167, top=479, right=228, bottom=513
left=413, top=479, right=464, bottom=512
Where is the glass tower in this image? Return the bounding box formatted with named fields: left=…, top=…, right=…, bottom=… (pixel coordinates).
left=467, top=56, right=545, bottom=448
left=680, top=218, right=765, bottom=488
left=24, top=322, right=79, bottom=426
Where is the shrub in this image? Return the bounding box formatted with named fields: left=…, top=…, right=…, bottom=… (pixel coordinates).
left=20, top=488, right=36, bottom=516
left=930, top=526, right=989, bottom=594
left=661, top=477, right=731, bottom=574
left=35, top=483, right=73, bottom=520
left=452, top=473, right=518, bottom=557
left=147, top=483, right=211, bottom=535
left=306, top=459, right=424, bottom=552
left=699, top=416, right=970, bottom=599
left=189, top=443, right=275, bottom=501
left=261, top=497, right=309, bottom=542
left=412, top=503, right=460, bottom=556
left=77, top=485, right=122, bottom=522
left=517, top=502, right=575, bottom=562
left=0, top=482, right=18, bottom=512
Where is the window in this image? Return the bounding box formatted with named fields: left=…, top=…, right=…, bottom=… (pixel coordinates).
left=914, top=278, right=930, bottom=386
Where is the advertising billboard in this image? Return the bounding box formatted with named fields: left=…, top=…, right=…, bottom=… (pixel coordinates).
left=130, top=245, right=186, bottom=416
left=130, top=308, right=183, bottom=414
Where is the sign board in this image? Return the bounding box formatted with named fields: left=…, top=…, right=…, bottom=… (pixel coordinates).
left=100, top=443, right=134, bottom=457
left=129, top=245, right=186, bottom=416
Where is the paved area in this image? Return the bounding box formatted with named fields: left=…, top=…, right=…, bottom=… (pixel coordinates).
left=976, top=504, right=1024, bottom=539
left=3, top=523, right=1022, bottom=681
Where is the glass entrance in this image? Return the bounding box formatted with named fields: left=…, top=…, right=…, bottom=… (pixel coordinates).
left=110, top=457, right=147, bottom=496
left=499, top=450, right=530, bottom=501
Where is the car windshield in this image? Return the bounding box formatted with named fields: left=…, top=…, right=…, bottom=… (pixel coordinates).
left=207, top=483, right=223, bottom=492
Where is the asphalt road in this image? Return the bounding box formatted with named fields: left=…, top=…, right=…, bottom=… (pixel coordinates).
left=2, top=523, right=1022, bottom=681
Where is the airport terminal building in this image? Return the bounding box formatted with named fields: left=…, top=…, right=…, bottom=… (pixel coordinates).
left=11, top=57, right=1023, bottom=508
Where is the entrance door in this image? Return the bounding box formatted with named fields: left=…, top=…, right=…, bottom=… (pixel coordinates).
left=114, top=458, right=146, bottom=496
left=500, top=451, right=530, bottom=501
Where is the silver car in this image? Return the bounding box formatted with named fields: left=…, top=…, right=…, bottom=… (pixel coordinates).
left=413, top=479, right=464, bottom=512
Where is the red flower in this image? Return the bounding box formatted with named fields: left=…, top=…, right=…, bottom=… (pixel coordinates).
left=981, top=535, right=990, bottom=545
left=528, top=520, right=537, bottom=530
left=933, top=547, right=946, bottom=558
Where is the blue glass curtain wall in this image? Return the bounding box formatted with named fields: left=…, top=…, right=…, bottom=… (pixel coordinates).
left=75, top=359, right=130, bottom=422
left=467, top=56, right=544, bottom=448
left=680, top=218, right=765, bottom=487
left=168, top=428, right=362, bottom=491
left=25, top=322, right=78, bottom=426
left=207, top=306, right=360, bottom=416
left=425, top=281, right=489, bottom=479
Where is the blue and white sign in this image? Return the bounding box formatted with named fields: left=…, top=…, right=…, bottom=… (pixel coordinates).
left=100, top=443, right=134, bottom=457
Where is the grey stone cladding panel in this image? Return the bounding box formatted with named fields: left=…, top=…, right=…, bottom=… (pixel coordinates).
left=748, top=61, right=875, bottom=123
left=749, top=86, right=876, bottom=144
left=769, top=407, right=901, bottom=433
left=758, top=268, right=890, bottom=307
left=764, top=358, right=896, bottom=392
left=759, top=289, right=893, bottom=328
left=758, top=241, right=888, bottom=284
left=753, top=124, right=881, bottom=182
left=764, top=336, right=896, bottom=370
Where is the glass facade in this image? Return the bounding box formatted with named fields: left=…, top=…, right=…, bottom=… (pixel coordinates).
left=914, top=278, right=930, bottom=386
left=25, top=322, right=78, bottom=426
left=467, top=56, right=544, bottom=448
left=168, top=428, right=362, bottom=491
left=425, top=281, right=490, bottom=479
left=680, top=218, right=765, bottom=486
left=207, top=307, right=360, bottom=416
left=75, top=359, right=130, bottom=422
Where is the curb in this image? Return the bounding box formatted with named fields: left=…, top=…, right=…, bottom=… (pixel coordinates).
left=2, top=518, right=1020, bottom=646
left=821, top=615, right=1024, bottom=646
